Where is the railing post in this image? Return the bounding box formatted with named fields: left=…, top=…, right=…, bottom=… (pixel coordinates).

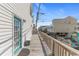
left=52, top=40, right=55, bottom=56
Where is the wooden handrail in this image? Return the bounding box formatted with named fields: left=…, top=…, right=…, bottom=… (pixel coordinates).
left=39, top=32, right=79, bottom=56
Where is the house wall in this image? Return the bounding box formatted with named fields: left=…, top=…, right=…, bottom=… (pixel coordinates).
left=0, top=3, right=32, bottom=56
left=75, top=23, right=79, bottom=31
left=53, top=20, right=67, bottom=32
left=66, top=17, right=77, bottom=32
left=53, top=17, right=77, bottom=33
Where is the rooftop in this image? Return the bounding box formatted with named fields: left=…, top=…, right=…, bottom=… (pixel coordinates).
left=53, top=16, right=76, bottom=21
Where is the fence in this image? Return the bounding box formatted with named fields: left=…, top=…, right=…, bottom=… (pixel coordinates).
left=39, top=32, right=79, bottom=56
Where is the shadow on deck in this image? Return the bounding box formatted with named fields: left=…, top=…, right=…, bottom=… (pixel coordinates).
left=18, top=48, right=30, bottom=56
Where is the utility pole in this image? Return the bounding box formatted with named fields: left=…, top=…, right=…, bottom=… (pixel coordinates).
left=36, top=4, right=41, bottom=28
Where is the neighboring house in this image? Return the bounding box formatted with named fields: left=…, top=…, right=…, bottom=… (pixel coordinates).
left=0, top=3, right=33, bottom=56
left=38, top=25, right=53, bottom=33
left=75, top=23, right=79, bottom=31
left=53, top=16, right=77, bottom=34
left=45, top=25, right=53, bottom=33
left=38, top=26, right=47, bottom=32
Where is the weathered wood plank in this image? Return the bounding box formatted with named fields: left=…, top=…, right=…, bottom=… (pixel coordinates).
left=29, top=34, right=44, bottom=56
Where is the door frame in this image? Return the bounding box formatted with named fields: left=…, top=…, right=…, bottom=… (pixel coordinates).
left=12, top=15, right=22, bottom=56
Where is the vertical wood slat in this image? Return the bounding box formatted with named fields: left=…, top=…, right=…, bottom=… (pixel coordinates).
left=58, top=44, right=59, bottom=56
left=61, top=47, right=62, bottom=56
left=50, top=39, right=52, bottom=51
left=62, top=48, right=64, bottom=56
left=51, top=39, right=53, bottom=55
left=47, top=37, right=49, bottom=48
left=63, top=49, right=65, bottom=56
left=49, top=39, right=51, bottom=49
left=52, top=40, right=54, bottom=56
left=59, top=46, right=60, bottom=56
left=68, top=52, right=70, bottom=56
left=55, top=42, right=57, bottom=56
left=53, top=41, right=55, bottom=56
left=60, top=47, right=62, bottom=56
left=53, top=41, right=55, bottom=55
left=61, top=47, right=63, bottom=56
left=67, top=51, right=69, bottom=56
left=65, top=50, right=67, bottom=56
left=54, top=42, right=57, bottom=55
left=58, top=46, right=60, bottom=56
left=56, top=43, right=58, bottom=56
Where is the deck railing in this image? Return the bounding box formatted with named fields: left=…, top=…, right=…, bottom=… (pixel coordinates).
left=39, top=32, right=79, bottom=56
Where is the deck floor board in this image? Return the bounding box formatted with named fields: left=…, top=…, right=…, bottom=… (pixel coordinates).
left=29, top=34, right=44, bottom=56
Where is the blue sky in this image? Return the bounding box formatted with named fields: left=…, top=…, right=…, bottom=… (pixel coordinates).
left=32, top=3, right=79, bottom=27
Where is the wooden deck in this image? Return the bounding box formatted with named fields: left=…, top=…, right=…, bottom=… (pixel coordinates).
left=29, top=34, right=44, bottom=56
